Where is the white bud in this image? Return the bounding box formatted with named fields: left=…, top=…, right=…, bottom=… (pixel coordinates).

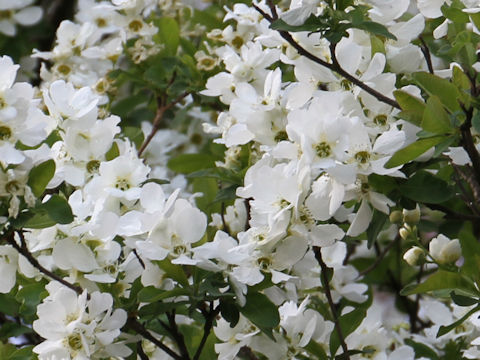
left=403, top=205, right=421, bottom=225
left=403, top=246, right=425, bottom=266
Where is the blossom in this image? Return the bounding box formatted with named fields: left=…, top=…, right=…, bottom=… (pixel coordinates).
left=429, top=234, right=462, bottom=264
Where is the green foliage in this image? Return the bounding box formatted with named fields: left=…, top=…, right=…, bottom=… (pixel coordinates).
left=239, top=292, right=280, bottom=339
left=27, top=160, right=56, bottom=198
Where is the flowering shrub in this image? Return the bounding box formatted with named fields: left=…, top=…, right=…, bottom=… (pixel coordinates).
left=1, top=0, right=480, bottom=359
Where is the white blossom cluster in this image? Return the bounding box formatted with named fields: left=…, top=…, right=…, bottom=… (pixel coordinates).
left=1, top=0, right=480, bottom=359
left=196, top=0, right=480, bottom=359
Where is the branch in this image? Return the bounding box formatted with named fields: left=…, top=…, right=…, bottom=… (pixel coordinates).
left=460, top=105, right=480, bottom=182
left=137, top=341, right=149, bottom=360
left=252, top=4, right=400, bottom=110
left=138, top=91, right=190, bottom=156
left=313, top=246, right=350, bottom=359
left=127, top=317, right=184, bottom=360
left=357, top=236, right=399, bottom=277
left=166, top=311, right=191, bottom=360
left=193, top=302, right=220, bottom=360
left=418, top=36, right=434, bottom=75
left=5, top=230, right=83, bottom=295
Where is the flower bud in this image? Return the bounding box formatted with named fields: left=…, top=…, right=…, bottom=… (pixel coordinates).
left=403, top=206, right=421, bottom=225
left=389, top=210, right=403, bottom=224
left=403, top=246, right=425, bottom=266
left=399, top=226, right=411, bottom=241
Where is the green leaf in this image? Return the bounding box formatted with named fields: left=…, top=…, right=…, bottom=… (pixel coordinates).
left=450, top=291, right=478, bottom=306
left=8, top=346, right=35, bottom=360
left=330, top=306, right=367, bottom=355
left=412, top=72, right=461, bottom=113
left=137, top=286, right=190, bottom=303
left=22, top=211, right=55, bottom=229
left=219, top=298, right=240, bottom=328
left=399, top=171, right=454, bottom=204
left=16, top=282, right=48, bottom=318
left=305, top=340, right=328, bottom=360
left=393, top=90, right=425, bottom=127
left=353, top=21, right=397, bottom=40
left=458, top=223, right=480, bottom=282
left=0, top=323, right=32, bottom=340
left=123, top=126, right=145, bottom=150
left=385, top=136, right=446, bottom=168
left=0, top=293, right=19, bottom=316
left=370, top=35, right=385, bottom=56
left=270, top=15, right=322, bottom=33
left=153, top=17, right=180, bottom=56
left=187, top=168, right=243, bottom=184
left=421, top=96, right=452, bottom=134
left=335, top=0, right=354, bottom=11
left=437, top=305, right=480, bottom=337
left=470, top=12, right=480, bottom=30
left=105, top=142, right=120, bottom=161
left=472, top=110, right=480, bottom=133
left=240, top=292, right=280, bottom=339
left=157, top=259, right=189, bottom=287
left=168, top=153, right=216, bottom=174
left=40, top=195, right=74, bottom=225
left=401, top=270, right=479, bottom=297
left=27, top=160, right=56, bottom=197
left=404, top=339, right=439, bottom=360
left=366, top=210, right=387, bottom=248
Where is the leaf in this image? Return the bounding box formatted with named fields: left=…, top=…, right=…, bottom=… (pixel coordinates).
left=305, top=340, right=328, bottom=360
left=404, top=339, right=439, bottom=360
left=213, top=185, right=238, bottom=204
left=385, top=136, right=446, bottom=168
left=450, top=291, right=478, bottom=307
left=240, top=292, right=280, bottom=339
left=27, top=160, right=56, bottom=198
left=401, top=270, right=479, bottom=297
left=330, top=306, right=367, bottom=355
left=0, top=293, right=19, bottom=316
left=0, top=322, right=33, bottom=340
left=153, top=17, right=180, bottom=56
left=168, top=153, right=216, bottom=174
left=105, top=142, right=120, bottom=161
left=123, top=126, right=144, bottom=150
left=399, top=171, right=454, bottom=204
left=8, top=346, right=35, bottom=360
left=353, top=21, right=397, bottom=40
left=157, top=259, right=189, bottom=287
left=366, top=210, right=387, bottom=248
left=270, top=15, right=322, bottom=33
left=187, top=168, right=242, bottom=184
left=412, top=72, right=461, bottom=113
left=437, top=305, right=480, bottom=337
left=393, top=90, right=425, bottom=127
left=458, top=223, right=480, bottom=282
left=421, top=96, right=452, bottom=134
left=335, top=0, right=354, bottom=11
left=137, top=286, right=190, bottom=303
left=40, top=195, right=74, bottom=225
left=219, top=298, right=240, bottom=328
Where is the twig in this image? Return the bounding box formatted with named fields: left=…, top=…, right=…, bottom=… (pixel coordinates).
left=138, top=91, right=190, bottom=156
left=419, top=36, right=434, bottom=75
left=5, top=231, right=83, bottom=295
left=252, top=4, right=400, bottom=109
left=357, top=236, right=399, bottom=277
left=166, top=311, right=191, bottom=360
left=193, top=302, right=220, bottom=360
left=127, top=317, right=183, bottom=360
left=238, top=346, right=260, bottom=360
left=137, top=341, right=149, bottom=360
left=460, top=105, right=480, bottom=183
left=313, top=246, right=350, bottom=359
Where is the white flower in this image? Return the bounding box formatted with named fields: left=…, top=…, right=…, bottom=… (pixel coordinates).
left=403, top=246, right=426, bottom=266
left=33, top=283, right=130, bottom=359
left=0, top=0, right=42, bottom=36
left=429, top=234, right=462, bottom=264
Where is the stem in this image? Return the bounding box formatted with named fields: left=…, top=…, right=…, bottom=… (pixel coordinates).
left=357, top=236, right=399, bottom=277
left=5, top=231, right=83, bottom=295
left=419, top=36, right=434, bottom=75
left=137, top=341, right=149, bottom=360
left=127, top=318, right=184, bottom=360
left=313, top=246, right=350, bottom=359
left=166, top=311, right=191, bottom=360
left=460, top=106, right=480, bottom=182
left=252, top=4, right=400, bottom=110
left=193, top=302, right=220, bottom=360
left=138, top=91, right=190, bottom=156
